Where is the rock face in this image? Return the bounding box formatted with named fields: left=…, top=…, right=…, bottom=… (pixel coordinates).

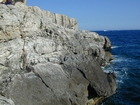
left=0, top=3, right=116, bottom=105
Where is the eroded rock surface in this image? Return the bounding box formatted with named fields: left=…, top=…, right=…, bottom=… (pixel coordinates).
left=0, top=3, right=116, bottom=105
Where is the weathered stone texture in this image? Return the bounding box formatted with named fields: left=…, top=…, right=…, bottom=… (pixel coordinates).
left=0, top=3, right=116, bottom=105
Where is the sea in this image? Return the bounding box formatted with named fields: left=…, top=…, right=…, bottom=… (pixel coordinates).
left=94, top=30, right=140, bottom=105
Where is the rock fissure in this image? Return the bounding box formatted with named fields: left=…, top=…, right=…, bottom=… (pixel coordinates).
left=77, top=68, right=87, bottom=79
left=22, top=39, right=27, bottom=70
left=26, top=66, right=54, bottom=93
left=0, top=63, right=5, bottom=66
left=35, top=72, right=54, bottom=93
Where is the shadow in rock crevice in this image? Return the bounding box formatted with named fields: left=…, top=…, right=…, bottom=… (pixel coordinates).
left=88, top=84, right=98, bottom=99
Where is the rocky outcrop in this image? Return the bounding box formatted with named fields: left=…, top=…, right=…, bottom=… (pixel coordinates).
left=0, top=2, right=77, bottom=42
left=0, top=3, right=116, bottom=105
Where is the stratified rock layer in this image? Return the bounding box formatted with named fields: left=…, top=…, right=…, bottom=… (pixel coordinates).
left=0, top=3, right=116, bottom=105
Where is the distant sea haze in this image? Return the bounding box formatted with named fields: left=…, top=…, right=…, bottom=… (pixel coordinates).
left=94, top=30, right=140, bottom=105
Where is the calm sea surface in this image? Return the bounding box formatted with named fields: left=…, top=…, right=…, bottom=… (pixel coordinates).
left=94, top=30, right=140, bottom=105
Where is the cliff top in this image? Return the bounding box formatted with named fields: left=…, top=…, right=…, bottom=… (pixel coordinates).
left=0, top=2, right=78, bottom=41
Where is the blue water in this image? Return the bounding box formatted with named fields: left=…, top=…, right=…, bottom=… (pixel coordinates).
left=94, top=30, right=140, bottom=105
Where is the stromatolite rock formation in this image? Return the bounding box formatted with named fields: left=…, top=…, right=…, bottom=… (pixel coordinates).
left=0, top=2, right=116, bottom=105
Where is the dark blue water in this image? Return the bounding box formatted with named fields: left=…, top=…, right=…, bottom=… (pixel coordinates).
left=95, top=30, right=140, bottom=105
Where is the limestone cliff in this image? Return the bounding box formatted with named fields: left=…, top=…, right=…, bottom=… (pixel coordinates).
left=0, top=3, right=116, bottom=105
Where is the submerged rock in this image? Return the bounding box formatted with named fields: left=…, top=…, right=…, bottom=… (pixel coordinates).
left=0, top=2, right=116, bottom=105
